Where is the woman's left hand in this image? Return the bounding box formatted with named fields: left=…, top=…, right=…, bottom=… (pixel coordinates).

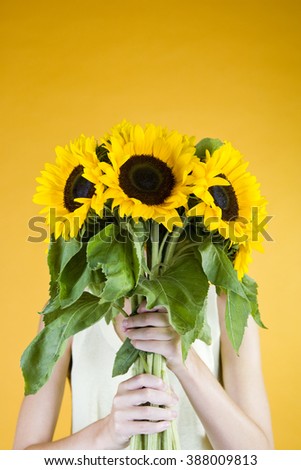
left=122, top=301, right=183, bottom=371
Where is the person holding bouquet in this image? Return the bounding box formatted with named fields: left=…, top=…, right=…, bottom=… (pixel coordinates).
left=14, top=122, right=274, bottom=450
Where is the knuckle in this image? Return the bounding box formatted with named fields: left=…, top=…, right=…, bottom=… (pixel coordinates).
left=113, top=395, right=121, bottom=408
left=113, top=409, right=122, bottom=422
left=113, top=420, right=122, bottom=435
left=156, top=377, right=165, bottom=388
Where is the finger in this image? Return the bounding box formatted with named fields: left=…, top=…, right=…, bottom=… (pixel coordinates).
left=130, top=339, right=175, bottom=356
left=137, top=303, right=168, bottom=314
left=125, top=420, right=171, bottom=437
left=125, top=326, right=175, bottom=341
left=117, top=373, right=167, bottom=394
left=121, top=405, right=178, bottom=422
left=122, top=312, right=170, bottom=330
left=116, top=387, right=178, bottom=407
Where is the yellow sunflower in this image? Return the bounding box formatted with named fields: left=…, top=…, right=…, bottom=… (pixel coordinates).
left=233, top=199, right=267, bottom=279
left=233, top=242, right=253, bottom=280
left=97, top=121, right=202, bottom=231
left=188, top=142, right=267, bottom=245
left=33, top=135, right=103, bottom=239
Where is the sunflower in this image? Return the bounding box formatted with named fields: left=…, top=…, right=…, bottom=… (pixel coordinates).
left=233, top=233, right=265, bottom=280
left=97, top=121, right=202, bottom=231
left=188, top=142, right=267, bottom=245
left=233, top=242, right=252, bottom=280
left=33, top=135, right=103, bottom=239
left=233, top=198, right=267, bottom=279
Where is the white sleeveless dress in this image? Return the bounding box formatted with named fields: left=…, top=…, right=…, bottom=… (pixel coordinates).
left=71, top=285, right=221, bottom=450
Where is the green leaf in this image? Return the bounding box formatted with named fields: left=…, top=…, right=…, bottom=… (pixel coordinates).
left=181, top=292, right=211, bottom=360
left=21, top=292, right=111, bottom=395
left=136, top=253, right=209, bottom=335
left=199, top=242, right=251, bottom=352
left=241, top=275, right=267, bottom=328
left=87, top=224, right=136, bottom=301
left=87, top=269, right=106, bottom=297
left=195, top=138, right=224, bottom=160
left=199, top=242, right=247, bottom=299
left=104, top=297, right=124, bottom=324
left=198, top=321, right=212, bottom=345
left=48, top=237, right=82, bottom=283
left=42, top=294, right=61, bottom=315
left=225, top=290, right=249, bottom=352
left=58, top=245, right=92, bottom=308
left=43, top=237, right=82, bottom=314
left=112, top=337, right=140, bottom=377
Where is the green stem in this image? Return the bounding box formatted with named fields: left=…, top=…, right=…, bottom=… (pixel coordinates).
left=163, top=360, right=178, bottom=449
left=153, top=352, right=162, bottom=377
left=112, top=303, right=128, bottom=318
left=157, top=229, right=171, bottom=263
left=150, top=221, right=160, bottom=276
left=145, top=353, right=156, bottom=450
left=150, top=353, right=162, bottom=449
left=163, top=225, right=185, bottom=270
left=130, top=355, right=145, bottom=450
left=170, top=240, right=197, bottom=259
left=130, top=295, right=139, bottom=314
left=171, top=419, right=181, bottom=449
left=130, top=221, right=181, bottom=450
left=138, top=352, right=150, bottom=373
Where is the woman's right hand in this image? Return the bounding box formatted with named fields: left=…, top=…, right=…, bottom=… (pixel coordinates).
left=102, top=373, right=179, bottom=449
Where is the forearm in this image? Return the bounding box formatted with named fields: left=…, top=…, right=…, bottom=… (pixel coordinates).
left=19, top=416, right=115, bottom=450
left=171, top=348, right=272, bottom=450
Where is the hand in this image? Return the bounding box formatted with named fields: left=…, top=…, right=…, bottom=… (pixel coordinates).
left=104, top=374, right=178, bottom=449
left=122, top=301, right=183, bottom=371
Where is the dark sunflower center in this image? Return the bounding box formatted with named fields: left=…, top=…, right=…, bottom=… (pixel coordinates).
left=119, top=155, right=175, bottom=205
left=64, top=165, right=95, bottom=212
left=209, top=173, right=239, bottom=221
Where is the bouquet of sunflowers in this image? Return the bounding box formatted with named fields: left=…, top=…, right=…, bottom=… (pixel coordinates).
left=21, top=120, right=268, bottom=450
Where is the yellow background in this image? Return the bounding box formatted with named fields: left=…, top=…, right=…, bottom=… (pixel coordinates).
left=1, top=0, right=300, bottom=450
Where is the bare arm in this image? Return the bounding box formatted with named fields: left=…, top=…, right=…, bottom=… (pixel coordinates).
left=124, top=297, right=274, bottom=449
left=13, top=323, right=101, bottom=449
left=13, top=317, right=73, bottom=449
left=173, top=320, right=274, bottom=449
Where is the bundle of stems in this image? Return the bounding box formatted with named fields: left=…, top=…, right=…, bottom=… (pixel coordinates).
left=129, top=221, right=182, bottom=450
left=130, top=352, right=180, bottom=450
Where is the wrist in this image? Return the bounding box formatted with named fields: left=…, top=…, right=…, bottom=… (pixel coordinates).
left=92, top=415, right=126, bottom=450
left=169, top=346, right=204, bottom=379
left=165, top=342, right=185, bottom=374
left=167, top=351, right=190, bottom=377
left=99, top=415, right=131, bottom=450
